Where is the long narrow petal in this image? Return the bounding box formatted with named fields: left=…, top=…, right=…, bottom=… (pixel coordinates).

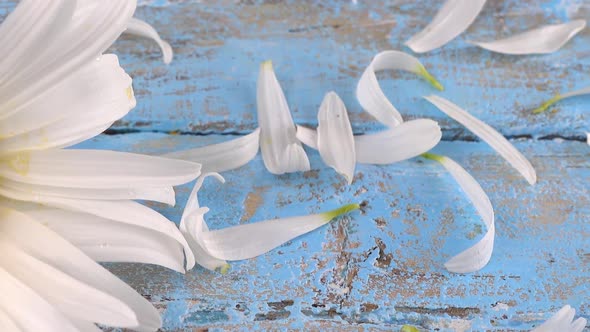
left=356, top=50, right=443, bottom=127
left=0, top=308, right=21, bottom=332
left=0, top=266, right=78, bottom=332
left=405, top=0, right=487, bottom=53
left=0, top=242, right=140, bottom=327
left=180, top=173, right=229, bottom=272
left=470, top=20, right=586, bottom=55
left=199, top=204, right=360, bottom=261
left=422, top=153, right=495, bottom=273
left=0, top=188, right=194, bottom=271
left=163, top=129, right=260, bottom=173
left=0, top=207, right=161, bottom=331
left=317, top=92, right=356, bottom=184
left=532, top=305, right=587, bottom=332
left=257, top=60, right=310, bottom=174
left=424, top=95, right=536, bottom=185
left=533, top=86, right=590, bottom=114
left=0, top=149, right=201, bottom=189
left=0, top=54, right=132, bottom=140
left=297, top=119, right=442, bottom=165
left=2, top=177, right=176, bottom=205
left=125, top=17, right=173, bottom=64
left=27, top=209, right=186, bottom=273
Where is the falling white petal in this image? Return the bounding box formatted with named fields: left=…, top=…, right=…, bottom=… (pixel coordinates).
left=317, top=92, right=356, bottom=184
left=125, top=17, right=173, bottom=64
left=163, top=129, right=260, bottom=173
left=425, top=95, right=537, bottom=185
left=199, top=204, right=360, bottom=261
left=423, top=153, right=494, bottom=273
left=533, top=86, right=590, bottom=114
left=180, top=173, right=230, bottom=272
left=0, top=207, right=161, bottom=331
left=405, top=0, right=487, bottom=53
left=27, top=208, right=187, bottom=273
left=257, top=60, right=310, bottom=174
left=0, top=267, right=78, bottom=332
left=471, top=20, right=586, bottom=55
left=356, top=50, right=443, bottom=127
left=532, top=305, right=588, bottom=332
left=0, top=149, right=201, bottom=189
left=297, top=119, right=442, bottom=165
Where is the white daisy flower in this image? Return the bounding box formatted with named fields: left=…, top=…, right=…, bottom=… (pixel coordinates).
left=0, top=1, right=201, bottom=331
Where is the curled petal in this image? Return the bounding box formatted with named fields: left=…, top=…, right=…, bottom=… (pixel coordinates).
left=163, top=129, right=260, bottom=173
left=425, top=95, right=536, bottom=185
left=257, top=61, right=310, bottom=174
left=356, top=50, right=443, bottom=127
left=180, top=173, right=229, bottom=272
left=532, top=305, right=587, bottom=332
left=422, top=153, right=494, bottom=273
left=125, top=17, right=173, bottom=64
left=533, top=86, right=590, bottom=114
left=317, top=92, right=356, bottom=184
left=471, top=20, right=586, bottom=55
left=405, top=0, right=487, bottom=53
left=297, top=119, right=442, bottom=165
left=355, top=119, right=442, bottom=164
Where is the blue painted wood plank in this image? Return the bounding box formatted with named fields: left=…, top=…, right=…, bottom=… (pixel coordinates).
left=104, top=0, right=590, bottom=139
left=77, top=133, right=589, bottom=331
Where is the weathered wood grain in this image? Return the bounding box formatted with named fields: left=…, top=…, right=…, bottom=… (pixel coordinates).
left=77, top=133, right=589, bottom=331
left=107, top=0, right=590, bottom=139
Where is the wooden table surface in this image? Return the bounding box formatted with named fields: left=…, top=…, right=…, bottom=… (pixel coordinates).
left=7, top=0, right=590, bottom=330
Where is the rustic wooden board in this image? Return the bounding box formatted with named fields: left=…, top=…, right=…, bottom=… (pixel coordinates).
left=109, top=0, right=589, bottom=140
left=1, top=0, right=588, bottom=331
left=77, top=133, right=589, bottom=331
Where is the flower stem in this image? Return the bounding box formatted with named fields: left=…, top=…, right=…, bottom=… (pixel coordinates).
left=421, top=152, right=444, bottom=162
left=533, top=94, right=562, bottom=114
left=322, top=203, right=361, bottom=220
left=417, top=66, right=444, bottom=91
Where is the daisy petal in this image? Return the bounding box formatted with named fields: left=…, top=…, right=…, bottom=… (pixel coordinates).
left=296, top=125, right=319, bottom=149
left=163, top=129, right=260, bottom=173
left=68, top=318, right=102, bottom=332
left=425, top=95, right=536, bottom=185
left=533, top=86, right=590, bottom=114
left=0, top=149, right=201, bottom=189
left=405, top=0, right=487, bottom=53
left=297, top=120, right=442, bottom=165
left=2, top=178, right=176, bottom=205
left=0, top=309, right=21, bottom=332
left=125, top=17, right=173, bottom=64
left=257, top=61, right=310, bottom=174
left=355, top=119, right=442, bottom=164
left=199, top=203, right=360, bottom=261
left=356, top=50, right=443, bottom=127
left=0, top=189, right=195, bottom=272
left=0, top=266, right=78, bottom=332
left=0, top=207, right=161, bottom=330
left=0, top=54, right=131, bottom=140
left=470, top=20, right=586, bottom=55
left=0, top=1, right=136, bottom=117
left=28, top=209, right=186, bottom=273
left=422, top=153, right=495, bottom=273
left=180, top=173, right=229, bottom=272
left=532, top=305, right=586, bottom=332
left=0, top=242, right=139, bottom=327
left=317, top=92, right=356, bottom=184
